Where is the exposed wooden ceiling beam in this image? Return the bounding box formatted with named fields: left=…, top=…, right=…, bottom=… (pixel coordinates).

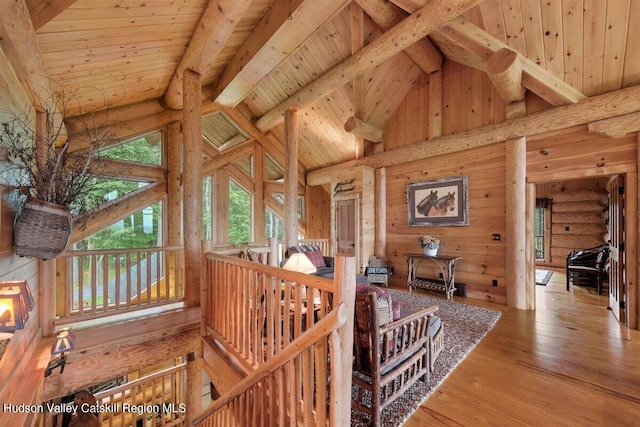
left=588, top=112, right=640, bottom=139
left=255, top=0, right=483, bottom=132
left=72, top=182, right=165, bottom=243
left=26, top=0, right=79, bottom=31
left=430, top=17, right=586, bottom=106
left=212, top=0, right=349, bottom=107
left=164, top=0, right=251, bottom=110
left=355, top=0, right=442, bottom=74
left=202, top=140, right=255, bottom=176
left=487, top=48, right=526, bottom=103
left=344, top=116, right=384, bottom=143
left=308, top=84, right=640, bottom=185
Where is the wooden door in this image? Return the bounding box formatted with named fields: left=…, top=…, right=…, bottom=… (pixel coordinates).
left=608, top=175, right=625, bottom=322
left=336, top=199, right=356, bottom=256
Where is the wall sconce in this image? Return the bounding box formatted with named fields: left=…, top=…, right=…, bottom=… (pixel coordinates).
left=0, top=281, right=33, bottom=339
left=45, top=328, right=75, bottom=377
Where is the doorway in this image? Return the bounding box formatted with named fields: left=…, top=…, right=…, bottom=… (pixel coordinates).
left=532, top=175, right=630, bottom=324
left=335, top=198, right=357, bottom=257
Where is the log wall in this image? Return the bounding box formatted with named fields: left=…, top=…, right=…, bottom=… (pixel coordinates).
left=536, top=178, right=609, bottom=269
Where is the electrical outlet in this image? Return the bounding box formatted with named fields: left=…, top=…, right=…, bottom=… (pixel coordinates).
left=492, top=234, right=501, bottom=241
left=492, top=279, right=498, bottom=287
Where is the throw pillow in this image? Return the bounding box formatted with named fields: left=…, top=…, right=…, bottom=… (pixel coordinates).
left=304, top=249, right=326, bottom=268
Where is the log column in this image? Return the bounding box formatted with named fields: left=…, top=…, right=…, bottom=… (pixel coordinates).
left=167, top=121, right=183, bottom=297
left=284, top=109, right=299, bottom=248
left=182, top=69, right=202, bottom=307
left=506, top=136, right=527, bottom=309
left=185, top=351, right=201, bottom=424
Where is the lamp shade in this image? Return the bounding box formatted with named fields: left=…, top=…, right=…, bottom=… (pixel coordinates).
left=51, top=328, right=75, bottom=355
left=0, top=280, right=34, bottom=312
left=282, top=253, right=317, bottom=274
left=0, top=287, right=28, bottom=332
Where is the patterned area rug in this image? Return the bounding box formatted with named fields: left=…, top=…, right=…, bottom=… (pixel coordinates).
left=351, top=289, right=501, bottom=427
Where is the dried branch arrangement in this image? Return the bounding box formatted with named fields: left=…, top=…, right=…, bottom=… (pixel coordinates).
left=0, top=92, right=114, bottom=216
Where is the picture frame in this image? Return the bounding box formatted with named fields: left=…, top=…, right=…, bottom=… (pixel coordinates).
left=407, top=175, right=469, bottom=226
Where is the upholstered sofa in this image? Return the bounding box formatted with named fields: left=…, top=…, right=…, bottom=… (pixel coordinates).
left=283, top=245, right=367, bottom=283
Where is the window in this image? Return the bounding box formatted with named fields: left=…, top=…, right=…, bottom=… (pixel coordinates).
left=229, top=180, right=251, bottom=243
left=265, top=208, right=283, bottom=240
left=535, top=198, right=551, bottom=261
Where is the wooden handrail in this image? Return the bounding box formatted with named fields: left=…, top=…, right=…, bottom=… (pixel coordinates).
left=193, top=302, right=348, bottom=425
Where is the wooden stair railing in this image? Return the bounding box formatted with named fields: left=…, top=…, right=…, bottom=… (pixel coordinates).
left=200, top=253, right=356, bottom=426
left=193, top=303, right=350, bottom=426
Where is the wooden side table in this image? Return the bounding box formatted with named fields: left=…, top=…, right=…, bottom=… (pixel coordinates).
left=406, top=253, right=462, bottom=299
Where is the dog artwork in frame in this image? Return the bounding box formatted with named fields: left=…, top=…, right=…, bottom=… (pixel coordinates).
left=408, top=176, right=469, bottom=226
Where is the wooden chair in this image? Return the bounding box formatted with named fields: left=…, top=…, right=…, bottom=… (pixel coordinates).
left=566, top=244, right=609, bottom=295
left=352, top=291, right=441, bottom=426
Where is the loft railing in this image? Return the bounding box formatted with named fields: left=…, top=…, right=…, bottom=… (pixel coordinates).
left=94, top=363, right=187, bottom=427
left=55, top=246, right=185, bottom=325
left=198, top=253, right=355, bottom=426
left=45, top=364, right=187, bottom=427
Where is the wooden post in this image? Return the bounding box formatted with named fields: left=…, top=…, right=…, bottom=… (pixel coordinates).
left=39, top=259, right=54, bottom=337
left=284, top=109, right=299, bottom=248
left=185, top=351, right=201, bottom=425
left=375, top=167, right=386, bottom=257
left=506, top=136, right=527, bottom=309
left=330, top=256, right=355, bottom=426
left=182, top=69, right=202, bottom=307
left=167, top=121, right=183, bottom=298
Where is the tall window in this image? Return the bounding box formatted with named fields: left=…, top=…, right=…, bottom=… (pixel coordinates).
left=265, top=208, right=284, bottom=240
left=229, top=180, right=251, bottom=243
left=535, top=198, right=551, bottom=260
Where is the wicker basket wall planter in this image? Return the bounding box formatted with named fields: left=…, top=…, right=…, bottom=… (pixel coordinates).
left=13, top=198, right=72, bottom=260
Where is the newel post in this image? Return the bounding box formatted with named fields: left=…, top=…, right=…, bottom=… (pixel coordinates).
left=330, top=256, right=355, bottom=425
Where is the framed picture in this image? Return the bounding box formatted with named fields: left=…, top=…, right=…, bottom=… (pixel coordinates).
left=407, top=175, right=469, bottom=226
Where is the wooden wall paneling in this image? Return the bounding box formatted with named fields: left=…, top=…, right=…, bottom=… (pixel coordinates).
left=428, top=70, right=442, bottom=139
left=601, top=0, right=631, bottom=93
left=561, top=0, right=584, bottom=92
left=630, top=135, right=640, bottom=329
left=375, top=167, right=386, bottom=257
left=305, top=185, right=331, bottom=240
left=519, top=0, right=545, bottom=69
left=500, top=0, right=526, bottom=54
left=622, top=0, right=640, bottom=88
left=540, top=0, right=564, bottom=77
left=360, top=166, right=375, bottom=274
left=384, top=141, right=507, bottom=303
left=582, top=0, right=607, bottom=96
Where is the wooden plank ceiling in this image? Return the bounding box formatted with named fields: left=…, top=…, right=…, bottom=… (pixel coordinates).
left=16, top=0, right=640, bottom=175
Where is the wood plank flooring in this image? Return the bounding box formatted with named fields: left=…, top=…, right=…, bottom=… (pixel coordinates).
left=402, top=272, right=640, bottom=426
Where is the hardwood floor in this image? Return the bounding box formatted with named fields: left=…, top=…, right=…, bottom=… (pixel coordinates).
left=402, top=272, right=640, bottom=426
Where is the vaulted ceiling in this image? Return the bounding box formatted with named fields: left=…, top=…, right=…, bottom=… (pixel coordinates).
left=7, top=0, right=640, bottom=175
